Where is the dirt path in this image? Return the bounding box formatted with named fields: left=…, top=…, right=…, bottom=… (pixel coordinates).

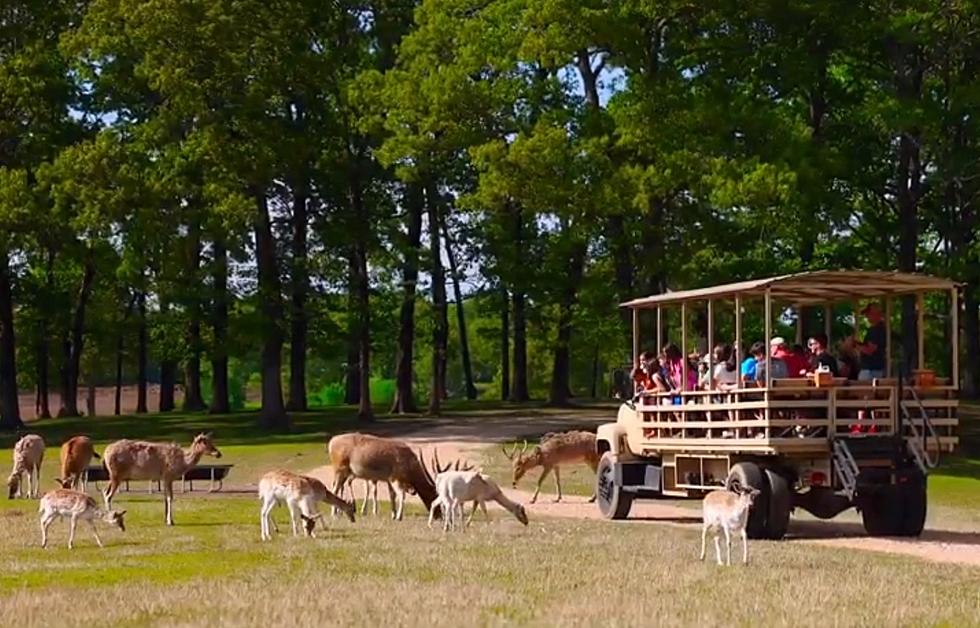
left=305, top=416, right=980, bottom=568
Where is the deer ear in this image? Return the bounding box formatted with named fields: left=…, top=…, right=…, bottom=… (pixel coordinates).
left=118, top=510, right=127, bottom=516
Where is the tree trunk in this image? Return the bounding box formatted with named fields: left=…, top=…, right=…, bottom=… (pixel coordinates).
left=343, top=257, right=361, bottom=406
left=510, top=290, right=530, bottom=402
left=209, top=240, right=230, bottom=413
left=286, top=183, right=309, bottom=411
left=254, top=190, right=289, bottom=430
left=962, top=284, right=979, bottom=398
left=0, top=251, right=23, bottom=430
left=391, top=185, right=423, bottom=414
left=548, top=242, right=587, bottom=406
left=590, top=344, right=600, bottom=399
left=34, top=250, right=55, bottom=420
left=353, top=242, right=372, bottom=421
left=183, top=220, right=206, bottom=411
left=427, top=183, right=449, bottom=415
left=500, top=287, right=510, bottom=401
left=159, top=358, right=176, bottom=411
left=86, top=382, right=96, bottom=418
left=136, top=292, right=148, bottom=414
left=114, top=331, right=123, bottom=415
left=441, top=211, right=476, bottom=400
left=57, top=258, right=95, bottom=418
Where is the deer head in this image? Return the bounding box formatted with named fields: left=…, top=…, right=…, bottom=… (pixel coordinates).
left=192, top=432, right=222, bottom=459
left=6, top=473, right=19, bottom=499
left=300, top=512, right=324, bottom=537
left=103, top=510, right=127, bottom=532
left=502, top=440, right=534, bottom=487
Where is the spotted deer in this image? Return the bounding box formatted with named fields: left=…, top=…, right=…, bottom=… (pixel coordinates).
left=102, top=433, right=222, bottom=526
left=699, top=487, right=761, bottom=565
left=258, top=469, right=355, bottom=540
left=7, top=434, right=45, bottom=499
left=503, top=431, right=599, bottom=503
left=38, top=488, right=126, bottom=549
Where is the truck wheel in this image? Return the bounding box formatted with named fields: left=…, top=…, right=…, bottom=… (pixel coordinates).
left=764, top=469, right=792, bottom=540
left=897, top=474, right=927, bottom=537
left=860, top=485, right=902, bottom=536
left=596, top=453, right=633, bottom=520
left=726, top=462, right=769, bottom=539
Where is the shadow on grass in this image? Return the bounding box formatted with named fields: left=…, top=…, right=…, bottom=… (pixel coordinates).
left=788, top=519, right=980, bottom=545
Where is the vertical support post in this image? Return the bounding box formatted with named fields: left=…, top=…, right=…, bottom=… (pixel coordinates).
left=794, top=303, right=803, bottom=345
left=735, top=295, right=742, bottom=390
left=681, top=302, right=688, bottom=391
left=631, top=307, right=639, bottom=366
left=885, top=298, right=893, bottom=378
left=917, top=292, right=925, bottom=372
left=707, top=300, right=714, bottom=387
left=656, top=307, right=663, bottom=355
left=823, top=304, right=832, bottom=344
left=764, top=290, right=772, bottom=439
left=951, top=288, right=959, bottom=390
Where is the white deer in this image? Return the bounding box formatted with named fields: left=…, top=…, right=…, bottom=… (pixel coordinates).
left=258, top=469, right=355, bottom=540
left=699, top=487, right=760, bottom=565
left=38, top=488, right=126, bottom=549
left=428, top=470, right=529, bottom=532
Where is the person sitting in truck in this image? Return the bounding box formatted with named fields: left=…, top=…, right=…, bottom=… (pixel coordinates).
left=754, top=341, right=789, bottom=383
left=741, top=341, right=763, bottom=381
left=806, top=333, right=839, bottom=376
left=711, top=343, right=739, bottom=391
left=652, top=343, right=697, bottom=392
left=770, top=337, right=807, bottom=377
left=631, top=351, right=658, bottom=393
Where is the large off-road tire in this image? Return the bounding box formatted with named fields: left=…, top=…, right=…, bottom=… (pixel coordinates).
left=764, top=469, right=792, bottom=540
left=859, top=470, right=927, bottom=537
left=596, top=452, right=633, bottom=520
left=726, top=462, right=769, bottom=539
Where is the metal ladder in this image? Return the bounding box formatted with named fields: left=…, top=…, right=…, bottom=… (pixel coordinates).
left=832, top=439, right=861, bottom=498
left=902, top=387, right=941, bottom=472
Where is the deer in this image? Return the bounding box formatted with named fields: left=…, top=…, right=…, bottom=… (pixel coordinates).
left=502, top=431, right=599, bottom=503
left=428, top=461, right=529, bottom=533
left=258, top=469, right=355, bottom=540
left=55, top=435, right=101, bottom=491
left=326, top=433, right=392, bottom=516
left=102, top=432, right=222, bottom=526
left=7, top=434, right=45, bottom=499
left=38, top=488, right=126, bottom=549
left=328, top=432, right=439, bottom=521
left=699, top=486, right=761, bottom=566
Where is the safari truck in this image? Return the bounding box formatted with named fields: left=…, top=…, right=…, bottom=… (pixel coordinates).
left=595, top=271, right=959, bottom=539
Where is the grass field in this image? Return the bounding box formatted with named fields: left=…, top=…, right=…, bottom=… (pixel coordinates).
left=0, top=402, right=979, bottom=626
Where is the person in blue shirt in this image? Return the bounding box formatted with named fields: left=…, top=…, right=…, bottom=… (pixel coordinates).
left=741, top=341, right=765, bottom=380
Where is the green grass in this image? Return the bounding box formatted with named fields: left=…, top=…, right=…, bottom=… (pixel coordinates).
left=1, top=493, right=979, bottom=626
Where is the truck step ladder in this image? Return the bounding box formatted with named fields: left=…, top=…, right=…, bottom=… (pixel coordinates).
left=902, top=387, right=941, bottom=472
left=831, top=439, right=860, bottom=498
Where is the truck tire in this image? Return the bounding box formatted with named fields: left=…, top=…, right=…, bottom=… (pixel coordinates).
left=726, top=462, right=769, bottom=539
left=897, top=474, right=927, bottom=537
left=596, top=452, right=633, bottom=520
left=860, top=485, right=902, bottom=536
left=764, top=469, right=792, bottom=540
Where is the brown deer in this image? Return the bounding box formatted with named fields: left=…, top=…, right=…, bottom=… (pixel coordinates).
left=328, top=432, right=439, bottom=520
left=503, top=431, right=599, bottom=503
left=56, top=436, right=100, bottom=491
left=326, top=432, right=392, bottom=516
left=7, top=434, right=45, bottom=499
left=102, top=432, right=222, bottom=526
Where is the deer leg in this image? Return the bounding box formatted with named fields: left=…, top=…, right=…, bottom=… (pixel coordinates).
left=104, top=479, right=120, bottom=511
left=741, top=529, right=748, bottom=565
left=68, top=515, right=78, bottom=550
left=388, top=482, right=398, bottom=520
left=34, top=464, right=41, bottom=498
left=552, top=467, right=562, bottom=503
left=531, top=467, right=551, bottom=504
left=427, top=497, right=440, bottom=529
left=331, top=471, right=348, bottom=516
left=40, top=513, right=55, bottom=548
left=164, top=481, right=175, bottom=526
left=395, top=485, right=407, bottom=522
left=466, top=501, right=479, bottom=527
left=699, top=524, right=708, bottom=561
left=713, top=534, right=723, bottom=566
left=89, top=519, right=103, bottom=548
left=723, top=526, right=732, bottom=566
left=288, top=501, right=300, bottom=536
left=260, top=498, right=275, bottom=540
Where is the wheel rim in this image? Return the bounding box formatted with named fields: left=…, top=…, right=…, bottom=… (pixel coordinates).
left=597, top=459, right=615, bottom=511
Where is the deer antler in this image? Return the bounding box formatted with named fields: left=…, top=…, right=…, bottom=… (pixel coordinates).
left=519, top=439, right=530, bottom=456
left=417, top=448, right=435, bottom=485
left=501, top=443, right=516, bottom=460
left=432, top=448, right=451, bottom=474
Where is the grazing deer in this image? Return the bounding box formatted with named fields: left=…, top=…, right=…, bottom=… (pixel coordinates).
left=503, top=431, right=599, bottom=503
left=428, top=469, right=529, bottom=532
left=38, top=488, right=126, bottom=549
left=326, top=433, right=392, bottom=516
left=8, top=434, right=45, bottom=499
left=56, top=435, right=100, bottom=491
left=699, top=487, right=761, bottom=566
left=102, top=432, right=222, bottom=526
left=258, top=470, right=355, bottom=540
left=328, top=432, right=439, bottom=520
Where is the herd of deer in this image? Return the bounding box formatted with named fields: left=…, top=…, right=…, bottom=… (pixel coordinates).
left=7, top=428, right=761, bottom=565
